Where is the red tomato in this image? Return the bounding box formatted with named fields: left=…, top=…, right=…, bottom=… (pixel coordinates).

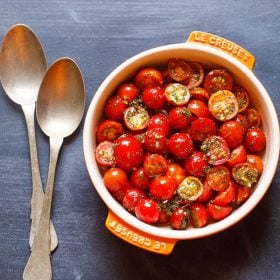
left=112, top=181, right=131, bottom=203
left=207, top=202, right=232, bottom=220
left=206, top=166, right=230, bottom=191
left=168, top=58, right=191, bottom=82
left=168, top=133, right=193, bottom=159
left=157, top=210, right=170, bottom=224
left=123, top=188, right=146, bottom=213
left=96, top=120, right=124, bottom=143
left=190, top=117, right=216, bottom=142
left=246, top=154, right=264, bottom=174
left=212, top=181, right=236, bottom=206
left=147, top=113, right=170, bottom=136
left=246, top=107, right=261, bottom=128
left=164, top=83, right=190, bottom=105
left=117, top=83, right=138, bottom=103
left=168, top=106, right=192, bottom=130
left=161, top=69, right=174, bottom=84
left=227, top=145, right=247, bottom=166
left=124, top=105, right=149, bottom=131
left=142, top=86, right=165, bottom=109
left=143, top=128, right=168, bottom=154
left=134, top=68, right=163, bottom=90
left=219, top=120, right=244, bottom=149
left=245, top=127, right=266, bottom=152
left=232, top=85, right=249, bottom=113
left=130, top=167, right=150, bottom=190
left=103, top=168, right=128, bottom=193
left=149, top=176, right=177, bottom=200
left=235, top=113, right=249, bottom=133
left=185, top=62, right=204, bottom=89
left=187, top=99, right=211, bottom=118
left=104, top=95, right=127, bottom=120
left=95, top=141, right=115, bottom=167
left=235, top=184, right=252, bottom=205
left=203, top=69, right=234, bottom=94
left=232, top=163, right=259, bottom=187
left=190, top=87, right=209, bottom=102
left=170, top=207, right=189, bottom=230
left=197, top=181, right=213, bottom=203
left=143, top=153, right=168, bottom=177
left=184, top=151, right=209, bottom=178
left=165, top=163, right=186, bottom=185
left=189, top=202, right=209, bottom=227
left=135, top=198, right=160, bottom=224
left=201, top=136, right=230, bottom=165
left=114, top=135, right=144, bottom=171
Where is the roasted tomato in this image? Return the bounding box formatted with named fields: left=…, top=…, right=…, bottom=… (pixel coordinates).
left=212, top=181, right=236, bottom=206
left=187, top=99, right=211, bottom=118
left=149, top=176, right=177, bottom=201
left=95, top=141, right=115, bottom=167
left=177, top=176, right=204, bottom=201
left=130, top=167, right=150, bottom=190
left=197, top=181, right=213, bottom=203
left=135, top=198, right=160, bottom=224
left=227, top=145, right=247, bottom=167
left=134, top=68, right=163, bottom=90
left=96, top=120, right=124, bottom=143
left=142, top=86, right=165, bottom=110
left=206, top=166, right=230, bottom=192
left=123, top=188, right=146, bottom=213
left=164, top=83, right=190, bottom=105
left=103, top=168, right=128, bottom=193
left=184, top=151, right=209, bottom=178
left=104, top=95, right=127, bottom=121
left=168, top=58, right=191, bottom=82
left=170, top=207, right=189, bottom=230
left=190, top=87, right=209, bottom=102
left=189, top=202, right=208, bottom=227
left=232, top=85, right=250, bottom=113
left=165, top=163, right=186, bottom=185
left=245, top=127, right=266, bottom=152
left=207, top=202, right=232, bottom=220
left=124, top=105, right=149, bottom=131
left=168, top=106, right=192, bottom=130
left=246, top=107, right=262, bottom=128
left=185, top=62, right=204, bottom=89
left=246, top=154, right=264, bottom=174
left=117, top=83, right=138, bottom=103
left=190, top=117, right=216, bottom=142
left=147, top=113, right=170, bottom=136
left=168, top=132, right=193, bottom=159
left=143, top=153, right=168, bottom=177
left=235, top=113, right=249, bottom=133
left=143, top=128, right=168, bottom=154
left=232, top=163, right=259, bottom=187
left=235, top=184, right=252, bottom=205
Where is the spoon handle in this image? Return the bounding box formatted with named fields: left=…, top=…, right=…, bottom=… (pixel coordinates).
left=22, top=104, right=58, bottom=252
left=23, top=137, right=63, bottom=280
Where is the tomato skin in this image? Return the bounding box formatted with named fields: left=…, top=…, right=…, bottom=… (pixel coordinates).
left=185, top=62, right=204, bottom=89
left=227, top=145, right=247, bottom=167
left=135, top=198, right=160, bottom=224
left=95, top=141, right=115, bottom=167
left=147, top=114, right=170, bottom=136
left=184, top=151, right=209, bottom=178
left=187, top=99, right=211, bottom=118
left=103, top=168, right=128, bottom=193
left=219, top=120, right=244, bottom=149
left=235, top=184, right=252, bottom=205
left=232, top=85, right=249, bottom=113
left=245, top=127, right=266, bottom=152
left=190, top=117, right=216, bottom=142
left=130, top=167, right=150, bottom=190
left=168, top=58, right=191, bottom=82
left=207, top=202, right=232, bottom=220
left=135, top=68, right=163, bottom=90
left=123, top=188, right=146, bottom=213
left=206, top=166, right=230, bottom=192
left=246, top=154, right=264, bottom=174
left=117, top=83, right=138, bottom=103
left=105, top=95, right=127, bottom=121
left=190, top=87, right=209, bottom=102
left=168, top=133, right=193, bottom=159
left=96, top=120, right=124, bottom=143
left=165, top=163, right=186, bottom=185
left=114, top=135, right=144, bottom=171
left=149, top=176, right=177, bottom=201
left=143, top=153, right=168, bottom=177
left=157, top=210, right=170, bottom=224
left=142, top=86, right=165, bottom=110
left=246, top=108, right=261, bottom=128
left=235, top=113, right=249, bottom=133
left=212, top=181, right=236, bottom=206
left=143, top=128, right=168, bottom=154
left=170, top=207, right=189, bottom=230
left=189, top=203, right=209, bottom=227
left=197, top=182, right=213, bottom=203
left=168, top=106, right=192, bottom=130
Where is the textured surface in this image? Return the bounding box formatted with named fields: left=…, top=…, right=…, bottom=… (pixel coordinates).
left=0, top=0, right=280, bottom=279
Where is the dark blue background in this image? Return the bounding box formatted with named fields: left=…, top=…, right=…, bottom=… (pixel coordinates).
left=0, top=1, right=279, bottom=279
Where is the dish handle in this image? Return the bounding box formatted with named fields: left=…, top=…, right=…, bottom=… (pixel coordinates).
left=105, top=210, right=177, bottom=255
left=187, top=31, right=255, bottom=70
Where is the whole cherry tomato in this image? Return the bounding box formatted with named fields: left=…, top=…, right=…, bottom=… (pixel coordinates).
left=149, top=175, right=177, bottom=200
left=190, top=117, right=216, bottom=142
left=227, top=145, right=247, bottom=166
left=123, top=188, right=146, bottom=213
left=187, top=99, right=211, bottom=118
left=189, top=202, right=208, bottom=228
left=117, top=83, right=138, bottom=103
left=142, top=86, right=165, bottom=110
left=235, top=113, right=249, bottom=133
left=184, top=151, right=209, bottom=178
left=135, top=198, right=160, bottom=224
left=130, top=167, right=150, bottom=190
left=168, top=132, right=193, bottom=159
left=170, top=207, right=189, bottom=230
left=147, top=113, right=170, bottom=136
left=134, top=68, right=163, bottom=90
left=165, top=163, right=186, bottom=185
left=168, top=106, right=192, bottom=130
left=206, top=166, right=230, bottom=191
left=245, top=127, right=266, bottom=152
left=105, top=95, right=127, bottom=120
left=143, top=128, right=168, bottom=154
left=143, top=153, right=168, bottom=177
left=96, top=120, right=124, bottom=143
left=207, top=202, right=232, bottom=220
left=103, top=168, right=128, bottom=193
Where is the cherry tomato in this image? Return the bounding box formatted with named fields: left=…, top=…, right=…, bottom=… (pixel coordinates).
left=235, top=113, right=249, bottom=133
left=143, top=153, right=168, bottom=177
left=134, top=68, right=163, bottom=90
left=165, top=163, right=186, bottom=185
left=245, top=127, right=266, bottom=152
left=184, top=151, right=209, bottom=178
left=168, top=133, right=193, bottom=159
left=212, top=181, right=236, bottom=206
left=164, top=83, right=190, bottom=105
left=117, top=83, right=138, bottom=103
left=142, top=86, right=165, bottom=110
left=105, top=95, right=127, bottom=121
left=147, top=113, right=170, bottom=136
left=114, top=135, right=144, bottom=171
left=112, top=181, right=131, bottom=203
left=123, top=188, right=146, bottom=213
left=168, top=58, right=191, bottom=82
left=246, top=107, right=261, bottom=128
left=161, top=69, right=173, bottom=84
left=143, top=128, right=168, bottom=154
left=187, top=99, right=211, bottom=118
left=232, top=163, right=258, bottom=187
left=227, top=145, right=247, bottom=167
left=170, top=207, right=189, bottom=230
left=135, top=198, right=160, bottom=224
left=149, top=175, right=177, bottom=201
left=130, top=167, right=150, bottom=190
left=103, top=168, right=128, bottom=193
left=197, top=181, right=213, bottom=203
left=185, top=62, right=204, bottom=89
left=219, top=120, right=244, bottom=149
left=246, top=154, right=264, bottom=174
left=177, top=176, right=204, bottom=201
left=123, top=105, right=149, bottom=131
left=95, top=141, right=115, bottom=167
left=203, top=69, right=234, bottom=94
left=232, top=85, right=249, bottom=113
left=190, top=117, right=216, bottom=142
left=189, top=203, right=208, bottom=227
left=190, top=87, right=209, bottom=102
left=208, top=90, right=239, bottom=121
left=235, top=184, right=252, bottom=205
left=168, top=106, right=192, bottom=130
left=201, top=136, right=230, bottom=165
left=207, top=202, right=232, bottom=220
left=206, top=166, right=230, bottom=192
left=157, top=209, right=170, bottom=224
left=96, top=120, right=124, bottom=143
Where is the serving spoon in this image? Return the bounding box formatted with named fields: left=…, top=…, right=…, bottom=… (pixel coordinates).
left=23, top=57, right=85, bottom=280
left=0, top=24, right=58, bottom=251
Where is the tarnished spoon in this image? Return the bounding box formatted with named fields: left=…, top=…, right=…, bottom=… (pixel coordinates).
left=0, top=24, right=58, bottom=251
left=23, top=57, right=85, bottom=280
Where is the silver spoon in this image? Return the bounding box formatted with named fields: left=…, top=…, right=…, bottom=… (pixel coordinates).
left=23, top=57, right=85, bottom=280
left=0, top=24, right=58, bottom=251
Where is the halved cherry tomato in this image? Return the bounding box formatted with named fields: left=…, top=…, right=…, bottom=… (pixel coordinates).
left=189, top=202, right=208, bottom=227
left=161, top=69, right=173, bottom=84
left=185, top=62, right=204, bottom=89
left=168, top=133, right=193, bottom=159
left=164, top=83, right=190, bottom=105
left=201, top=136, right=230, bottom=165
left=95, top=141, right=115, bottom=167
left=117, top=83, right=138, bottom=103
left=168, top=58, right=191, bottom=82
left=134, top=68, right=163, bottom=90
left=235, top=184, right=252, bottom=205
left=147, top=113, right=170, bottom=136
left=203, top=69, right=234, bottom=94
left=165, top=163, right=186, bottom=185
left=207, top=202, right=232, bottom=220
left=212, top=181, right=236, bottom=206
left=190, top=87, right=209, bottom=102
left=135, top=198, right=160, bottom=224
left=143, top=153, right=168, bottom=177
left=190, top=117, right=216, bottom=142
left=232, top=85, right=249, bottom=113
left=143, top=128, right=168, bottom=154
left=103, top=167, right=128, bottom=193
left=149, top=175, right=177, bottom=200
left=197, top=181, right=213, bottom=203
left=170, top=207, right=189, bottom=230
left=246, top=107, right=261, bottom=128
left=168, top=106, right=192, bottom=130
left=131, top=167, right=150, bottom=190
left=184, top=151, right=209, bottom=178
left=123, top=188, right=146, bottom=213
left=227, top=145, right=247, bottom=166
left=124, top=105, right=149, bottom=131
left=187, top=99, right=211, bottom=118
left=246, top=154, right=264, bottom=174
left=96, top=120, right=124, bottom=143
left=206, top=166, right=230, bottom=191
left=232, top=163, right=259, bottom=187
left=245, top=127, right=266, bottom=152
left=105, top=95, right=127, bottom=121
left=208, top=90, right=239, bottom=121
left=177, top=176, right=204, bottom=201
left=142, top=86, right=165, bottom=110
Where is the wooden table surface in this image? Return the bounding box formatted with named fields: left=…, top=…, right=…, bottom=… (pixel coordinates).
left=0, top=0, right=279, bottom=279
